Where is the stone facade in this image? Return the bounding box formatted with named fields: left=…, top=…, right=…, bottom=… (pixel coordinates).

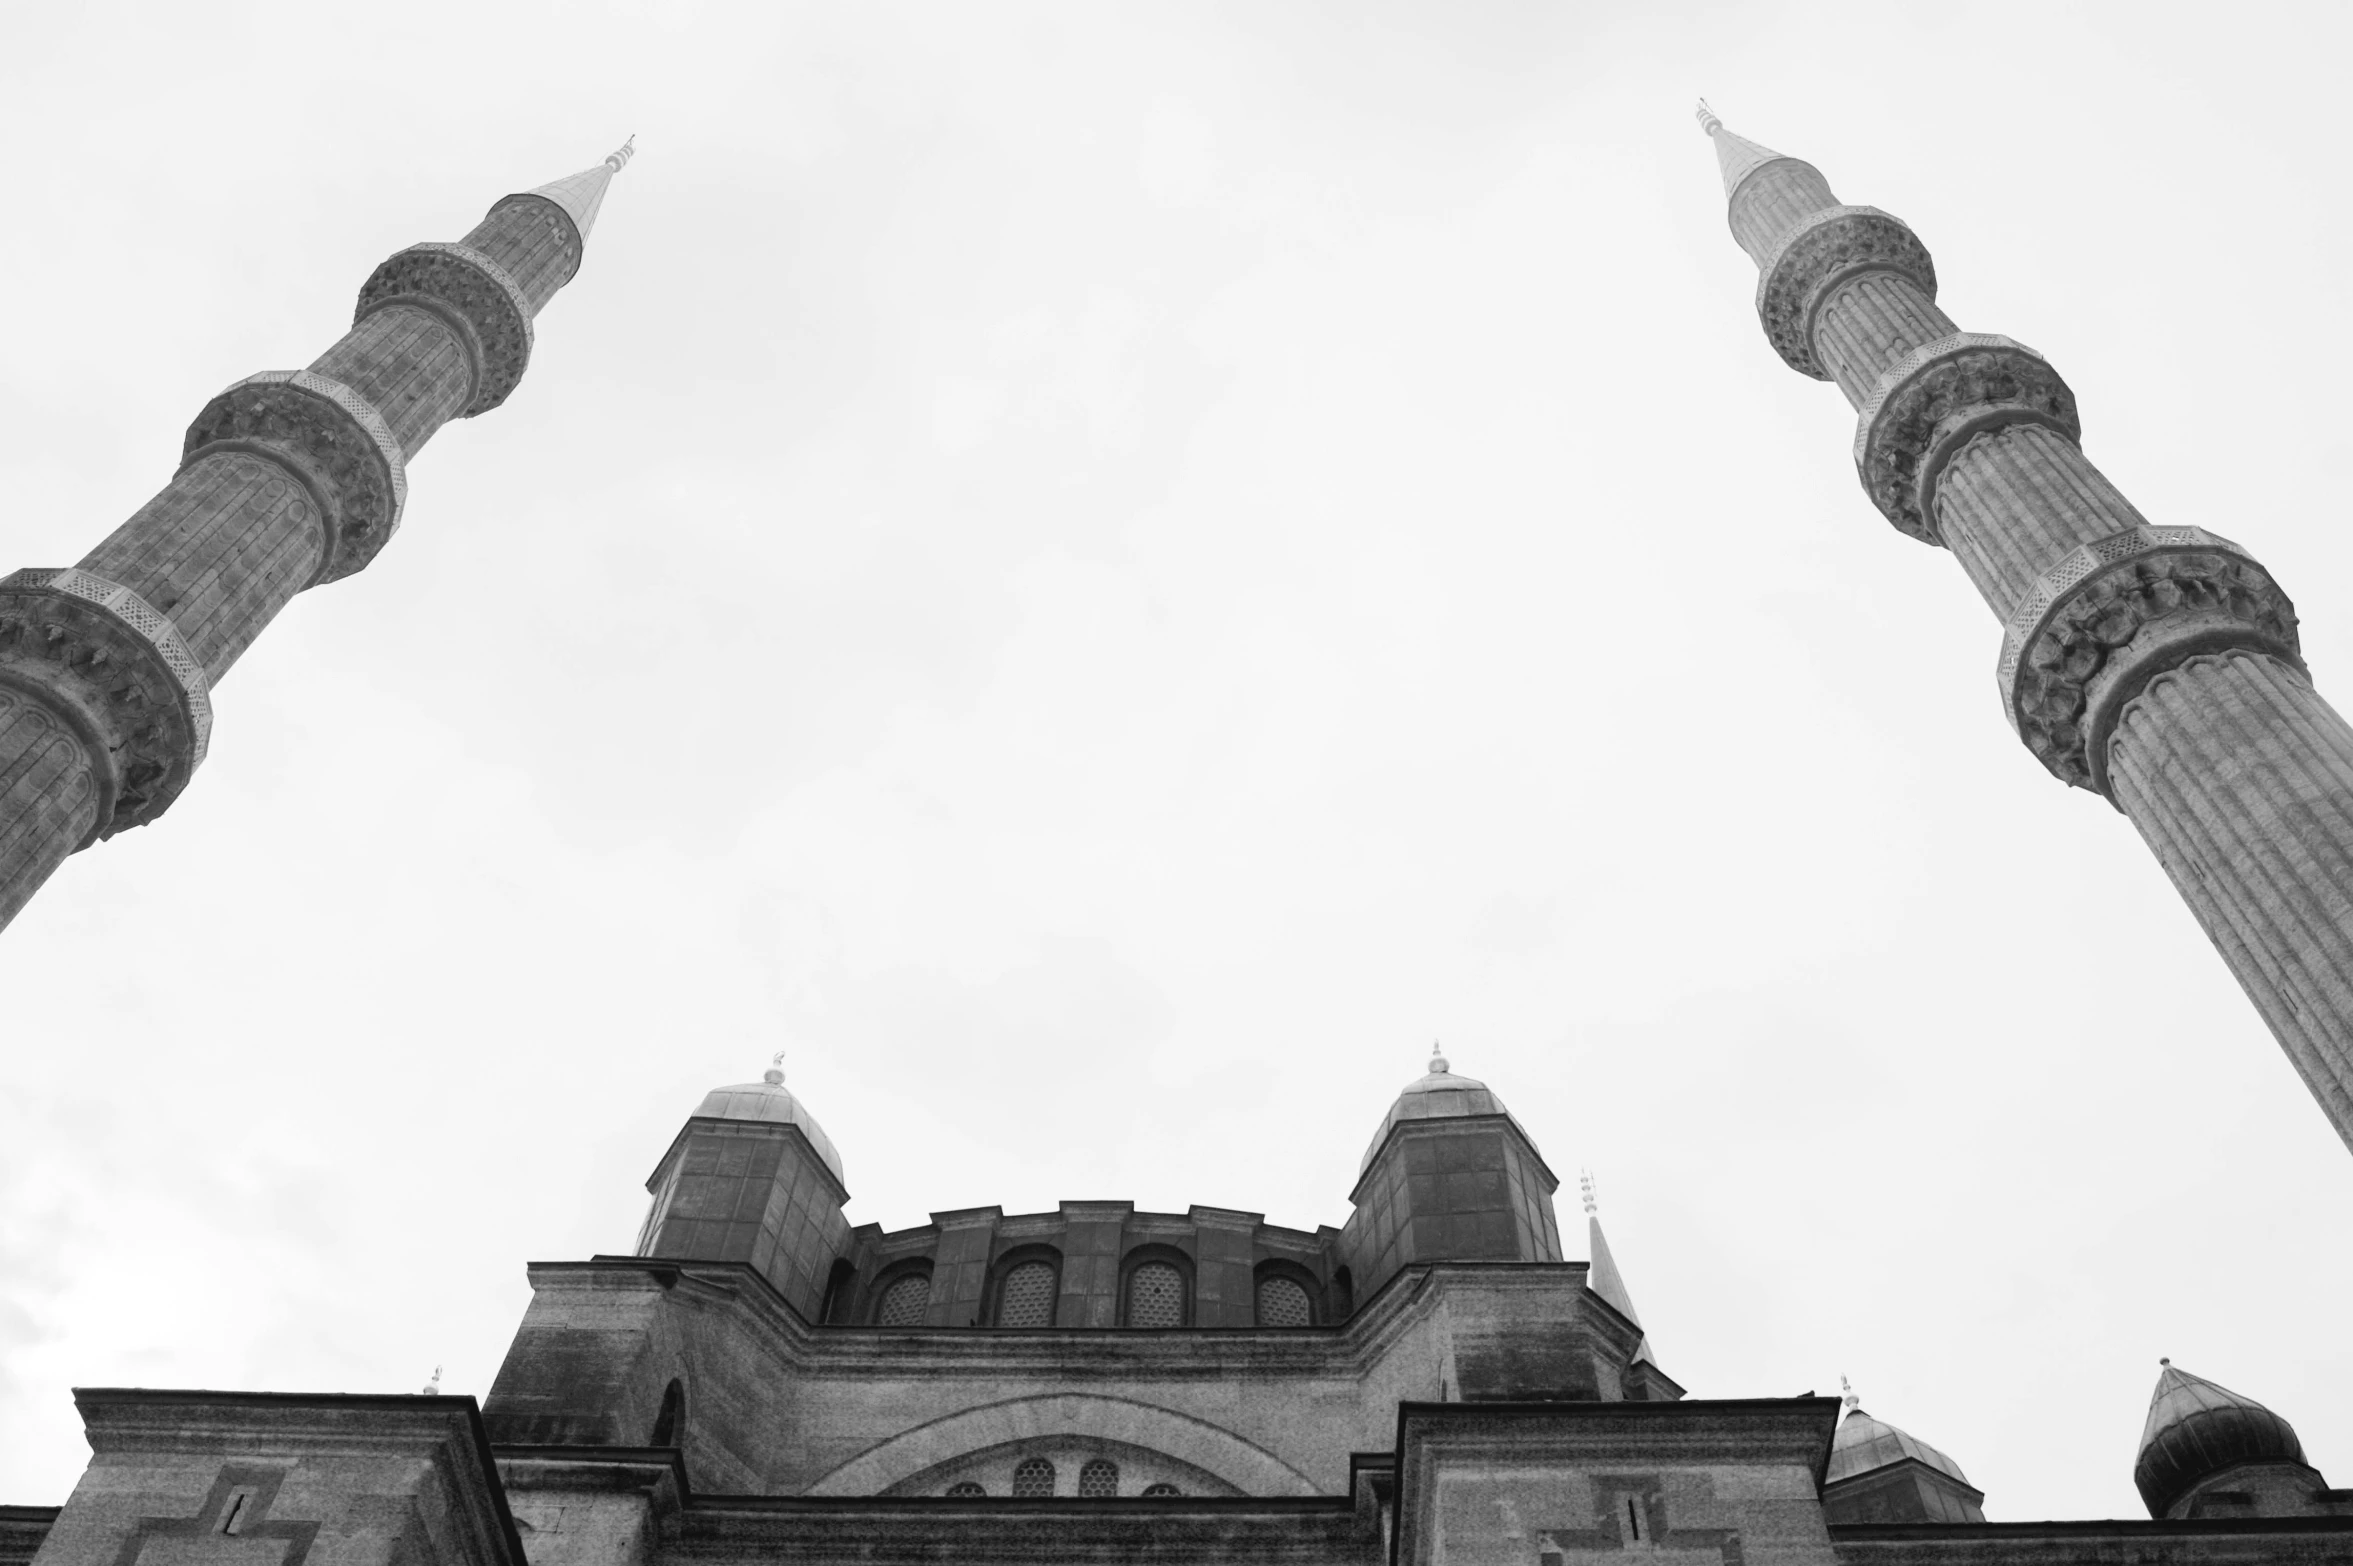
left=13, top=1062, right=2353, bottom=1566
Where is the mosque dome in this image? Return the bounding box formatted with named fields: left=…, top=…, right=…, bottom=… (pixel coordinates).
left=693, top=1062, right=846, bottom=1187
left=1359, top=1048, right=1532, bottom=1175
left=1825, top=1407, right=1972, bottom=1488
left=2134, top=1361, right=2307, bottom=1519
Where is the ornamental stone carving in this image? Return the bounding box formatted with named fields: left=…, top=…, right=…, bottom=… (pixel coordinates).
left=1754, top=205, right=1936, bottom=379
left=353, top=242, right=534, bottom=416
left=0, top=568, right=211, bottom=839
left=181, top=371, right=408, bottom=585
left=1854, top=333, right=2079, bottom=545
left=488, top=192, right=584, bottom=290
left=1999, top=527, right=2300, bottom=795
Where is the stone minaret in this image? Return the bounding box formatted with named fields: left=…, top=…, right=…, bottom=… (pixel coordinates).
left=1699, top=104, right=2353, bottom=1154
left=0, top=141, right=634, bottom=929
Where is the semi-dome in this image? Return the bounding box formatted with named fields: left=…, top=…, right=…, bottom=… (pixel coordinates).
left=694, top=1062, right=846, bottom=1187
left=1358, top=1048, right=1532, bottom=1175
left=2134, top=1361, right=2307, bottom=1519
left=1826, top=1407, right=1972, bottom=1488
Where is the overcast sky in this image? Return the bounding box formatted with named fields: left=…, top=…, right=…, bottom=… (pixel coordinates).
left=3, top=0, right=2350, bottom=1526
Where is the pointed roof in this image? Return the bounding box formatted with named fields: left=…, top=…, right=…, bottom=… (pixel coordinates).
left=528, top=136, right=636, bottom=245
left=2134, top=1361, right=2307, bottom=1518
left=1694, top=100, right=1798, bottom=200
left=1581, top=1174, right=1653, bottom=1366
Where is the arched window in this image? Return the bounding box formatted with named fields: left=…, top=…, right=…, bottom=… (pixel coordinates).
left=873, top=1265, right=933, bottom=1327
left=1255, top=1268, right=1315, bottom=1328
left=1078, top=1459, right=1119, bottom=1497
left=819, top=1259, right=857, bottom=1325
left=1123, top=1257, right=1188, bottom=1328
left=1011, top=1458, right=1056, bottom=1497
left=945, top=1481, right=985, bottom=1497
left=648, top=1379, right=684, bottom=1446
left=992, top=1251, right=1061, bottom=1327
left=1141, top=1482, right=1181, bottom=1497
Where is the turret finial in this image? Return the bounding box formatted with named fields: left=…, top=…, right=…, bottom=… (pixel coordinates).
left=1428, top=1040, right=1450, bottom=1075
left=1841, top=1374, right=1859, bottom=1412
left=764, top=1049, right=785, bottom=1086
left=1696, top=99, right=1722, bottom=136
left=1579, top=1168, right=1598, bottom=1215
left=421, top=1364, right=442, bottom=1396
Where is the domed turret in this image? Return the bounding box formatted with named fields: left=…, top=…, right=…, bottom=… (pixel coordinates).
left=635, top=1053, right=854, bottom=1323
left=1335, top=1046, right=1564, bottom=1345
left=1357, top=1045, right=1533, bottom=1175
left=1819, top=1383, right=1985, bottom=1525
left=2135, top=1361, right=2321, bottom=1520
left=694, top=1057, right=845, bottom=1186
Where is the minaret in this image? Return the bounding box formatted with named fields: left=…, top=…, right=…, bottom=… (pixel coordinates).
left=0, top=140, right=635, bottom=929
left=1698, top=103, right=2353, bottom=1153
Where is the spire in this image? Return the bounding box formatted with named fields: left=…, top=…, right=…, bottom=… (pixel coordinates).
left=1694, top=100, right=1793, bottom=200
left=528, top=135, right=636, bottom=244
left=1580, top=1172, right=1654, bottom=1366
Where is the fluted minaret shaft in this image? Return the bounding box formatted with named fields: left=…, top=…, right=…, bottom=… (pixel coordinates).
left=1700, top=103, right=2353, bottom=1152
left=0, top=141, right=633, bottom=930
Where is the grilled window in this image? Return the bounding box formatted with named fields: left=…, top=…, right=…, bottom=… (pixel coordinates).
left=1125, top=1260, right=1186, bottom=1328
left=1141, top=1482, right=1181, bottom=1497
left=874, top=1270, right=931, bottom=1327
left=945, top=1481, right=984, bottom=1497
left=1256, top=1274, right=1313, bottom=1328
left=1079, top=1459, right=1119, bottom=1498
left=1012, top=1458, right=1056, bottom=1497
left=997, top=1260, right=1058, bottom=1327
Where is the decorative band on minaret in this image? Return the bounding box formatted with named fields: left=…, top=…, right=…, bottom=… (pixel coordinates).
left=0, top=141, right=634, bottom=931
left=1698, top=102, right=2353, bottom=1151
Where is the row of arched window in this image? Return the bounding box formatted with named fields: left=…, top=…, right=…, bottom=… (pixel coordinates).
left=944, top=1460, right=1180, bottom=1498
left=837, top=1247, right=1345, bottom=1328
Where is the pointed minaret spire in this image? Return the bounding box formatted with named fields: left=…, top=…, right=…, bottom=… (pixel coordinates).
left=526, top=135, right=636, bottom=248
left=1694, top=100, right=1799, bottom=201
left=0, top=143, right=631, bottom=929
left=1579, top=1171, right=1654, bottom=1366
left=1699, top=104, right=2353, bottom=1159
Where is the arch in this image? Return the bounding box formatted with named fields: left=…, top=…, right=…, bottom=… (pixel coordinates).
left=988, top=1245, right=1063, bottom=1327
left=870, top=1260, right=934, bottom=1327
left=819, top=1259, right=857, bottom=1325
left=1253, top=1259, right=1320, bottom=1328
left=804, top=1392, right=1320, bottom=1497
left=1141, top=1482, right=1181, bottom=1498
left=944, top=1481, right=985, bottom=1498
left=648, top=1378, right=685, bottom=1447
left=1119, top=1244, right=1193, bottom=1328
left=1078, top=1458, right=1120, bottom=1497
left=1012, top=1457, right=1056, bottom=1498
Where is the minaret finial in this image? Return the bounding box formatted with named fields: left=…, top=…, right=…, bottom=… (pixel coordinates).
left=604, top=135, right=637, bottom=174
left=421, top=1364, right=442, bottom=1395
left=1427, top=1040, right=1449, bottom=1075
left=1696, top=99, right=1722, bottom=136
left=764, top=1049, right=785, bottom=1086
left=1579, top=1168, right=1598, bottom=1215
left=1841, top=1375, right=1859, bottom=1412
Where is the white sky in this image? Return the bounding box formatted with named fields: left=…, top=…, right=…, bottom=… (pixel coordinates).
left=3, top=0, right=2350, bottom=1527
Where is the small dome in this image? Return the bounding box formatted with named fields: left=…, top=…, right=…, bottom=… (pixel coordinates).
left=2134, top=1362, right=2306, bottom=1519
left=1826, top=1408, right=1972, bottom=1488
left=1358, top=1051, right=1532, bottom=1175
left=694, top=1066, right=845, bottom=1186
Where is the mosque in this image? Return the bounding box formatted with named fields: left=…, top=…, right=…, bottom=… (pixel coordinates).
left=6, top=102, right=2353, bottom=1566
